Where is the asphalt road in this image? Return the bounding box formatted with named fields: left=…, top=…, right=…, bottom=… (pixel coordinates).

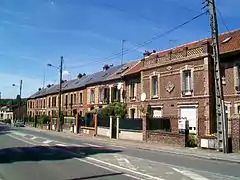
left=1, top=124, right=240, bottom=180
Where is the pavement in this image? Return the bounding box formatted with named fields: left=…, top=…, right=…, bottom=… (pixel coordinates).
left=0, top=123, right=240, bottom=180
left=23, top=124, right=240, bottom=164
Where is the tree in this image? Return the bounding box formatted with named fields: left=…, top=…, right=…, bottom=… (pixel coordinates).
left=98, top=102, right=127, bottom=119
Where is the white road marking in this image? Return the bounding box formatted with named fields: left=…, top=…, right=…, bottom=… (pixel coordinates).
left=86, top=156, right=165, bottom=180
left=109, top=144, right=126, bottom=149
left=31, top=137, right=37, bottom=140
left=7, top=133, right=163, bottom=180
left=83, top=143, right=103, bottom=148
left=172, top=167, right=210, bottom=180
left=74, top=157, right=141, bottom=180
left=55, top=143, right=68, bottom=147
left=114, top=155, right=138, bottom=171
left=42, top=140, right=53, bottom=144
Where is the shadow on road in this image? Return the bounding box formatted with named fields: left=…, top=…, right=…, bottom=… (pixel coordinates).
left=0, top=145, right=122, bottom=164
left=65, top=172, right=124, bottom=180
left=0, top=123, right=11, bottom=135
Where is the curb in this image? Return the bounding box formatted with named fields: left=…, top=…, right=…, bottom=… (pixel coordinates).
left=136, top=147, right=240, bottom=164
left=21, top=126, right=240, bottom=164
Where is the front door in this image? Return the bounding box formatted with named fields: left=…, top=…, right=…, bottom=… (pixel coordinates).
left=180, top=107, right=197, bottom=134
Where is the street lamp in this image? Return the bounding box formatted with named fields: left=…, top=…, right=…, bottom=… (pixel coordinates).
left=12, top=80, right=23, bottom=120
left=47, top=56, right=63, bottom=132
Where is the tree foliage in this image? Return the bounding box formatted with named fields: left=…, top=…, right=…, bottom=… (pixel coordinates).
left=98, top=102, right=127, bottom=119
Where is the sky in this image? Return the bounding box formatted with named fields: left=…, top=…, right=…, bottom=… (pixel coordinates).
left=0, top=0, right=239, bottom=98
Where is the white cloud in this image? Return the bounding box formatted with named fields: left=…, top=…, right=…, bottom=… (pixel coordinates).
left=0, top=73, right=53, bottom=99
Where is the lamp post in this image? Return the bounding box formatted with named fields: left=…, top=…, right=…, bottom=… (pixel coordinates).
left=12, top=80, right=23, bottom=120
left=47, top=56, right=63, bottom=132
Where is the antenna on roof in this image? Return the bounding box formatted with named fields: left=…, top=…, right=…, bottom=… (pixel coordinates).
left=121, top=40, right=126, bottom=65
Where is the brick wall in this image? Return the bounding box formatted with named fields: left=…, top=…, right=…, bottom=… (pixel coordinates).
left=231, top=118, right=240, bottom=153
left=147, top=131, right=186, bottom=147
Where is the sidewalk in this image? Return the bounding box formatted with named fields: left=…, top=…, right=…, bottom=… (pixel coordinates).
left=23, top=126, right=240, bottom=164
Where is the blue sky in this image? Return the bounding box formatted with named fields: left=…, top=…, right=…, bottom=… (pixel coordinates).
left=0, top=0, right=239, bottom=98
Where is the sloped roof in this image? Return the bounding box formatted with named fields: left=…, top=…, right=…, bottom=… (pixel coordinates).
left=122, top=60, right=141, bottom=76
left=86, top=64, right=124, bottom=85
left=147, top=28, right=240, bottom=59
left=29, top=64, right=125, bottom=99
left=106, top=61, right=138, bottom=81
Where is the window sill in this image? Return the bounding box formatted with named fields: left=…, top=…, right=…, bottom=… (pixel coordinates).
left=130, top=97, right=136, bottom=101
left=151, top=95, right=159, bottom=99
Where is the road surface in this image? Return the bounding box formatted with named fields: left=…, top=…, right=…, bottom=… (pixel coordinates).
left=0, top=123, right=239, bottom=180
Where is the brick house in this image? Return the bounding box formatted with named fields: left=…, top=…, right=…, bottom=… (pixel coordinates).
left=85, top=61, right=141, bottom=115
left=141, top=28, right=240, bottom=137
left=122, top=61, right=142, bottom=118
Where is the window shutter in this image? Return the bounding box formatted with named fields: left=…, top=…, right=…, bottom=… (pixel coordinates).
left=128, top=84, right=131, bottom=98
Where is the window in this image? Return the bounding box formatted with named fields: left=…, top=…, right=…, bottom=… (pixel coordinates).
left=48, top=97, right=51, bottom=108
left=130, top=109, right=135, bottom=119
left=129, top=83, right=136, bottom=100
left=70, top=94, right=73, bottom=106
left=99, top=88, right=104, bottom=103
left=73, top=94, right=77, bottom=105
left=182, top=70, right=192, bottom=95
left=43, top=99, right=46, bottom=108
left=52, top=97, right=57, bottom=107
left=104, top=88, right=109, bottom=103
left=238, top=105, right=240, bottom=114
left=90, top=89, right=95, bottom=103
left=65, top=95, right=68, bottom=108
left=111, top=86, right=120, bottom=102
left=235, top=64, right=240, bottom=92
left=151, top=76, right=158, bottom=97
left=79, top=92, right=83, bottom=104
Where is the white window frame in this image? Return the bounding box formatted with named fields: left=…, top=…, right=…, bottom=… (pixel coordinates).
left=151, top=75, right=158, bottom=98
left=234, top=63, right=240, bottom=93
left=129, top=83, right=136, bottom=100
left=181, top=66, right=194, bottom=96
left=98, top=87, right=104, bottom=104
left=90, top=89, right=95, bottom=104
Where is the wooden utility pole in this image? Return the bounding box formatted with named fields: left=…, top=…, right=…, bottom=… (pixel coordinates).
left=207, top=0, right=228, bottom=153
left=57, top=56, right=63, bottom=132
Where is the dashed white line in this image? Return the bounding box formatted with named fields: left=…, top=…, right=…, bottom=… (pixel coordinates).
left=172, top=167, right=210, bottom=180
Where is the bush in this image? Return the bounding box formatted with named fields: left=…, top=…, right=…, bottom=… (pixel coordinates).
left=188, top=134, right=197, bottom=147
left=4, top=119, right=11, bottom=124
left=38, top=115, right=50, bottom=124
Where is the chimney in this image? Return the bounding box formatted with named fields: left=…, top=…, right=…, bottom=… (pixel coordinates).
left=103, top=64, right=110, bottom=71
left=143, top=50, right=152, bottom=57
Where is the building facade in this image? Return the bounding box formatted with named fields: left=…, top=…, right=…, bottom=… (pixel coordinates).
left=27, top=28, right=240, bottom=139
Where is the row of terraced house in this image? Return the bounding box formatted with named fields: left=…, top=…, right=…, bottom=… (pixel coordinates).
left=27, top=29, right=240, bottom=151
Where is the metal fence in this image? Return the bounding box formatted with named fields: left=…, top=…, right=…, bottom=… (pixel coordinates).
left=119, top=118, right=142, bottom=131
left=97, top=116, right=110, bottom=127
left=148, top=117, right=171, bottom=132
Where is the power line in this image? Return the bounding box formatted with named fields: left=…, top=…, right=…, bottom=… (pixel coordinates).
left=216, top=8, right=230, bottom=32
left=67, top=11, right=207, bottom=69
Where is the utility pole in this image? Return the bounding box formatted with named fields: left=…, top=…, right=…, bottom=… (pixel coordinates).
left=57, top=56, right=63, bottom=132
left=18, top=80, right=23, bottom=120
left=207, top=0, right=228, bottom=153
left=121, top=40, right=126, bottom=65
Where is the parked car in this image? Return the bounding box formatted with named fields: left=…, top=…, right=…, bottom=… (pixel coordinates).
left=14, top=120, right=25, bottom=127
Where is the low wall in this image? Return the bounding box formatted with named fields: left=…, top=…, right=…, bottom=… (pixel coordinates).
left=231, top=118, right=240, bottom=153
left=119, top=129, right=143, bottom=141
left=80, top=126, right=95, bottom=136
left=97, top=126, right=110, bottom=137
left=147, top=131, right=186, bottom=147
